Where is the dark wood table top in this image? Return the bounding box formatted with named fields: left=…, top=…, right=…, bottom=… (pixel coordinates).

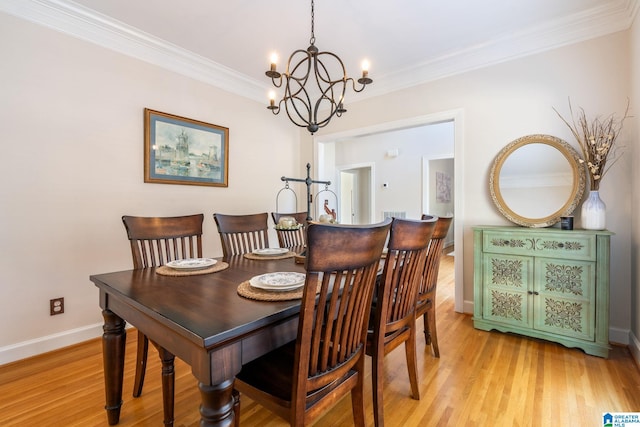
left=91, top=254, right=307, bottom=350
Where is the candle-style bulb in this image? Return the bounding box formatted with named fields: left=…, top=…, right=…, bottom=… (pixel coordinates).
left=358, top=59, right=372, bottom=85
left=267, top=90, right=277, bottom=110
left=266, top=52, right=281, bottom=78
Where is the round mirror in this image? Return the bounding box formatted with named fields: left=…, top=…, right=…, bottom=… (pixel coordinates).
left=489, top=134, right=585, bottom=228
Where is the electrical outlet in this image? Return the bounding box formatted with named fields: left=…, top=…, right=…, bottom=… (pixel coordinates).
left=50, top=297, right=64, bottom=315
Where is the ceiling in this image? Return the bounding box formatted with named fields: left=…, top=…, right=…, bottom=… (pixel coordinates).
left=2, top=0, right=638, bottom=103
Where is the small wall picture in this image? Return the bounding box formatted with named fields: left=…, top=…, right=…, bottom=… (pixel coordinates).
left=436, top=171, right=451, bottom=203
left=144, top=108, right=229, bottom=187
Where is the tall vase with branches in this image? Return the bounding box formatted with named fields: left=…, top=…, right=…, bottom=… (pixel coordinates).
left=553, top=99, right=630, bottom=229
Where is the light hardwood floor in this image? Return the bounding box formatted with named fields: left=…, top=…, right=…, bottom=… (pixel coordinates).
left=1, top=255, right=639, bottom=426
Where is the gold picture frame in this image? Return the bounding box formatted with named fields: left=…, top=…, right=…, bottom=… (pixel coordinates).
left=144, top=108, right=229, bottom=187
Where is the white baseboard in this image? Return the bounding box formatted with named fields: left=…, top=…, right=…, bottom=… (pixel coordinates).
left=0, top=323, right=104, bottom=366
left=463, top=299, right=474, bottom=314
left=629, top=331, right=640, bottom=368
left=609, top=326, right=631, bottom=346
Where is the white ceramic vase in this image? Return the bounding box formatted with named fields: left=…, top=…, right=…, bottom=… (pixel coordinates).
left=581, top=190, right=606, bottom=230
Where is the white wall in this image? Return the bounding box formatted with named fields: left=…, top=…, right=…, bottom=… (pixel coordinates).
left=1, top=13, right=638, bottom=365
left=0, top=13, right=304, bottom=363
left=629, top=11, right=640, bottom=365
left=331, top=122, right=455, bottom=221
left=308, top=31, right=634, bottom=345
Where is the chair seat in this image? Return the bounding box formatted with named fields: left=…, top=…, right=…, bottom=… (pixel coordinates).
left=236, top=341, right=296, bottom=404
left=235, top=340, right=359, bottom=409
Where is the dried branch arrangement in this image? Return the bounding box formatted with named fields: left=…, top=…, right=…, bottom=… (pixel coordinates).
left=554, top=99, right=631, bottom=191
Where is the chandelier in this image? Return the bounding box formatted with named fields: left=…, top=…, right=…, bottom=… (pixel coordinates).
left=266, top=0, right=373, bottom=134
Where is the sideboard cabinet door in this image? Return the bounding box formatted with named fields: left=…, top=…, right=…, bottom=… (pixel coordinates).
left=473, top=226, right=612, bottom=358
left=482, top=253, right=533, bottom=329
left=533, top=257, right=595, bottom=341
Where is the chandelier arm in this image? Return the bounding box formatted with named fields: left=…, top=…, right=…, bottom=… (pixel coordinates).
left=349, top=77, right=369, bottom=93
left=269, top=75, right=284, bottom=88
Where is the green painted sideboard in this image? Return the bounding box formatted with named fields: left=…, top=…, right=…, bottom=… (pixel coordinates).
left=473, top=226, right=612, bottom=358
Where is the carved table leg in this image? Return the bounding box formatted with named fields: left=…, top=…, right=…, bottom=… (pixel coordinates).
left=102, top=309, right=126, bottom=425
left=155, top=345, right=175, bottom=426
left=198, top=379, right=236, bottom=427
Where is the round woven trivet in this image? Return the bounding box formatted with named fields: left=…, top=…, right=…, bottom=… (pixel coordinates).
left=237, top=280, right=320, bottom=301
left=243, top=251, right=296, bottom=261
left=156, top=261, right=229, bottom=277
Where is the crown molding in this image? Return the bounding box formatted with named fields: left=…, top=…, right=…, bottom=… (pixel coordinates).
left=2, top=0, right=638, bottom=104
left=359, top=0, right=639, bottom=100
left=0, top=0, right=267, bottom=101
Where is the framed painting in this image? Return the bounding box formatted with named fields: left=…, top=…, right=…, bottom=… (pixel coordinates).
left=144, top=108, right=229, bottom=187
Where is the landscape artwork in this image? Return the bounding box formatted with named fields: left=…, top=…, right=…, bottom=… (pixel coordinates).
left=144, top=108, right=229, bottom=187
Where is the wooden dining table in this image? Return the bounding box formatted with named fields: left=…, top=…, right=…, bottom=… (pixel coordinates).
left=90, top=252, right=307, bottom=426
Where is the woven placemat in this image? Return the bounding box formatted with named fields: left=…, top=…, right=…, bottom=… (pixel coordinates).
left=243, top=251, right=296, bottom=261
left=156, top=261, right=229, bottom=277
left=237, top=280, right=320, bottom=301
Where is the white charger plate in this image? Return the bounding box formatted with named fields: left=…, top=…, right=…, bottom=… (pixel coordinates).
left=166, top=258, right=217, bottom=270
left=249, top=272, right=306, bottom=291
left=252, top=248, right=289, bottom=256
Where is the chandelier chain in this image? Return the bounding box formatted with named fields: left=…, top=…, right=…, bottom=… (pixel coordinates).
left=310, top=0, right=315, bottom=45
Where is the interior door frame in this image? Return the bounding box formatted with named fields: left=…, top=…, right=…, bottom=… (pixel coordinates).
left=337, top=162, right=375, bottom=224
left=313, top=109, right=465, bottom=313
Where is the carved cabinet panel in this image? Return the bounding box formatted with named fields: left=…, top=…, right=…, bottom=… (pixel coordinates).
left=473, top=226, right=612, bottom=358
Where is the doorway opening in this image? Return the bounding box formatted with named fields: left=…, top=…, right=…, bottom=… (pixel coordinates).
left=313, top=110, right=464, bottom=313
left=337, top=164, right=373, bottom=224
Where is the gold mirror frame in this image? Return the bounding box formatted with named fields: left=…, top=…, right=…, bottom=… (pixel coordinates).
left=489, top=134, right=585, bottom=228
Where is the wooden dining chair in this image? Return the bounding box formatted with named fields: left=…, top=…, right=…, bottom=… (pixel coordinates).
left=271, top=211, right=308, bottom=248
left=366, top=217, right=436, bottom=427
left=213, top=212, right=270, bottom=258
left=121, top=213, right=204, bottom=426
left=416, top=214, right=453, bottom=357
left=234, top=219, right=392, bottom=426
